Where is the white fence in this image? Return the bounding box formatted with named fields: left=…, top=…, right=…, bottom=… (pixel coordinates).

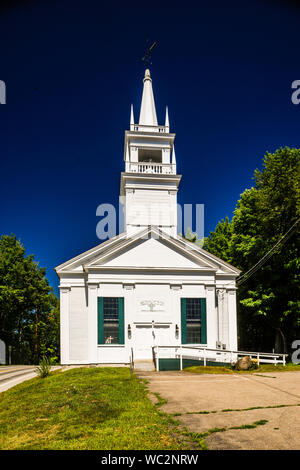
left=152, top=345, right=288, bottom=371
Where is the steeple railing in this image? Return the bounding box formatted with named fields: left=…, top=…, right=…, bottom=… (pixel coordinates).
left=126, top=161, right=176, bottom=175
left=130, top=124, right=169, bottom=134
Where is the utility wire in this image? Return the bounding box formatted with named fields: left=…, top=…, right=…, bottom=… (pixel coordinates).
left=236, top=217, right=300, bottom=285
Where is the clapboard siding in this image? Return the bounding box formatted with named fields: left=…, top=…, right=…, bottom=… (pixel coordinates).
left=69, top=287, right=88, bottom=361
left=127, top=189, right=175, bottom=226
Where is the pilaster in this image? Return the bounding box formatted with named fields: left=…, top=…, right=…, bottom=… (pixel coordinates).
left=60, top=286, right=71, bottom=365
left=205, top=285, right=216, bottom=348
left=88, top=283, right=98, bottom=363
left=227, top=289, right=238, bottom=350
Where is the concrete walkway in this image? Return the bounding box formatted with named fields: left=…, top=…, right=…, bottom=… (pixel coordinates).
left=137, top=370, right=300, bottom=450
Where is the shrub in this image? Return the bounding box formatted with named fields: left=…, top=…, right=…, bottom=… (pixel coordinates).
left=35, top=356, right=51, bottom=378
left=250, top=359, right=259, bottom=370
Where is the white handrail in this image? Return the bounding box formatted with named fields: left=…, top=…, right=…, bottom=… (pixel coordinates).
left=152, top=345, right=288, bottom=369
left=153, top=345, right=288, bottom=357
left=180, top=347, right=183, bottom=371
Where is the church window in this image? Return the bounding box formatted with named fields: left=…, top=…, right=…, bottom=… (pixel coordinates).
left=181, top=298, right=207, bottom=344
left=98, top=297, right=124, bottom=345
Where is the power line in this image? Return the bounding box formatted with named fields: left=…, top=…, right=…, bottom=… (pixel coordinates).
left=236, top=217, right=300, bottom=285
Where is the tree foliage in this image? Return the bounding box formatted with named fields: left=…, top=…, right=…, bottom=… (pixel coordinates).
left=202, top=216, right=232, bottom=263
left=203, top=147, right=300, bottom=353
left=0, top=235, right=59, bottom=364
left=183, top=227, right=204, bottom=247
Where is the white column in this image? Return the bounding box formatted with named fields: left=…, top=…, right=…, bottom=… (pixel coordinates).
left=216, top=289, right=224, bottom=345
left=60, top=287, right=70, bottom=365
left=123, top=284, right=135, bottom=355
left=88, top=283, right=98, bottom=364
left=205, top=286, right=216, bottom=348
left=227, top=289, right=238, bottom=351
left=218, top=289, right=230, bottom=348
left=170, top=284, right=181, bottom=345
left=223, top=291, right=229, bottom=348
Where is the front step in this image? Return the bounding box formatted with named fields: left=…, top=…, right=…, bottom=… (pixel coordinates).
left=134, top=359, right=155, bottom=372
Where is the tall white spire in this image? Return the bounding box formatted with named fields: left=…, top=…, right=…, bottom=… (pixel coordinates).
left=165, top=106, right=169, bottom=131
left=171, top=145, right=176, bottom=165
left=130, top=104, right=134, bottom=130
left=139, top=69, right=158, bottom=126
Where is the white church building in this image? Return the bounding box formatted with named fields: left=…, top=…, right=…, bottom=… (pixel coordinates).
left=55, top=69, right=240, bottom=370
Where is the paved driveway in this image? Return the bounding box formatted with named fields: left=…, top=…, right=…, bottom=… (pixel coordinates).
left=0, top=366, right=38, bottom=393
left=0, top=366, right=61, bottom=393
left=137, top=370, right=300, bottom=450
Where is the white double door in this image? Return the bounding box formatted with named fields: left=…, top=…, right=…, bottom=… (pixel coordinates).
left=134, top=324, right=170, bottom=359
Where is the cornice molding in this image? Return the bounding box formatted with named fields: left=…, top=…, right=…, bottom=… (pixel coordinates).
left=59, top=286, right=71, bottom=293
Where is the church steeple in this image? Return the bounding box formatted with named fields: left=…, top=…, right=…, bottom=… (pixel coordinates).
left=138, top=69, right=158, bottom=126
left=121, top=69, right=181, bottom=237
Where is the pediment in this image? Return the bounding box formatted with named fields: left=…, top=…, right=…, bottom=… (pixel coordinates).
left=55, top=227, right=240, bottom=276
left=87, top=236, right=216, bottom=270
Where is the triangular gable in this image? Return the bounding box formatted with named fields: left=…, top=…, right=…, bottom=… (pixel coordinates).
left=87, top=236, right=216, bottom=270
left=55, top=226, right=240, bottom=276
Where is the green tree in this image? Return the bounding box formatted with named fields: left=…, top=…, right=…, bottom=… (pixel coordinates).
left=0, top=235, right=59, bottom=364
left=232, top=148, right=300, bottom=353
left=202, top=147, right=300, bottom=353
left=203, top=216, right=233, bottom=263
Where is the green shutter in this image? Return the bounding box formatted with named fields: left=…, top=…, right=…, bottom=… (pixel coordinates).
left=118, top=297, right=124, bottom=345
left=181, top=298, right=187, bottom=344
left=98, top=297, right=104, bottom=344
left=200, top=298, right=207, bottom=344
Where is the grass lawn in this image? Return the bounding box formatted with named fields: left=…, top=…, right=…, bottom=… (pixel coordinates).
left=0, top=367, right=195, bottom=450
left=183, top=363, right=300, bottom=374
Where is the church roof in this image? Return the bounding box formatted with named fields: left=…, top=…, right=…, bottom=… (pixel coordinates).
left=55, top=226, right=241, bottom=276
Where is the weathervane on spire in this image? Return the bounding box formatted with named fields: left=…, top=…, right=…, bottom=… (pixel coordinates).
left=142, top=40, right=157, bottom=68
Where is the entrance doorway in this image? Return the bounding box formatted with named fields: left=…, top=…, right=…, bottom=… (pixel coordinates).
left=134, top=324, right=170, bottom=359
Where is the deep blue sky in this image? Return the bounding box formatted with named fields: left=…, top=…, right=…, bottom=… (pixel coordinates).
left=1, top=0, right=299, bottom=294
